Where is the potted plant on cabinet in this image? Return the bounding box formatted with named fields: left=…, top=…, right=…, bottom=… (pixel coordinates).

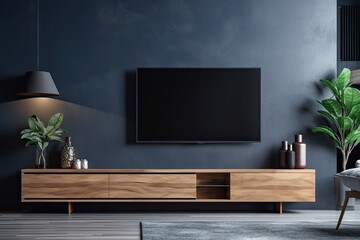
left=20, top=113, right=66, bottom=168
left=313, top=68, right=360, bottom=209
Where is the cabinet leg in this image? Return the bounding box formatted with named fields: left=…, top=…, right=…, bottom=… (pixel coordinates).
left=274, top=202, right=282, bottom=214
left=68, top=202, right=73, bottom=215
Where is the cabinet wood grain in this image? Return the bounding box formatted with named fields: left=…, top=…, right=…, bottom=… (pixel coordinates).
left=21, top=169, right=315, bottom=214
left=109, top=174, right=196, bottom=199
left=230, top=172, right=315, bottom=202
left=22, top=174, right=109, bottom=199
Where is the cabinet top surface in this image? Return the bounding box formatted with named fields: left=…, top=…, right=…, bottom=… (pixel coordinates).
left=22, top=169, right=315, bottom=173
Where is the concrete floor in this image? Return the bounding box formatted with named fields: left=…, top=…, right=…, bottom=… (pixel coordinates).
left=0, top=210, right=359, bottom=239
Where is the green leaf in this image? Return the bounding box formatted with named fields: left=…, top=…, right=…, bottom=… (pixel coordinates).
left=21, top=113, right=66, bottom=148
left=335, top=68, right=351, bottom=90
left=29, top=136, right=42, bottom=143
left=343, top=87, right=360, bottom=113
left=354, top=114, right=360, bottom=129
left=353, top=138, right=360, bottom=149
left=48, top=113, right=63, bottom=128
left=46, top=125, right=54, bottom=134
left=20, top=129, right=31, bottom=135
left=318, top=99, right=342, bottom=117
left=318, top=110, right=336, bottom=124
left=332, top=139, right=340, bottom=149
left=312, top=126, right=339, bottom=142
left=320, top=79, right=338, bottom=96
left=34, top=119, right=46, bottom=133
left=30, top=132, right=41, bottom=137
left=25, top=140, right=35, bottom=147
left=345, top=129, right=360, bottom=145
left=21, top=133, right=31, bottom=139
left=55, top=129, right=67, bottom=134
left=338, top=117, right=353, bottom=132
left=42, top=142, right=49, bottom=150
left=48, top=135, right=63, bottom=142
left=47, top=113, right=64, bottom=135
left=349, top=104, right=360, bottom=120
left=28, top=117, right=37, bottom=131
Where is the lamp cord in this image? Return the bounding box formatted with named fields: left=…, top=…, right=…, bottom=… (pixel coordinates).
left=37, top=0, right=39, bottom=70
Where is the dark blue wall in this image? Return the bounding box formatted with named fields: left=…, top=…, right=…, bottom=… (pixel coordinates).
left=0, top=0, right=337, bottom=211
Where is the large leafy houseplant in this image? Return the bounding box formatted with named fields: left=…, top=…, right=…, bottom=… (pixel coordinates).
left=20, top=113, right=65, bottom=168
left=313, top=68, right=360, bottom=171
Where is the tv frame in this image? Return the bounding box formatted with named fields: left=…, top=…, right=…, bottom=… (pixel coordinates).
left=135, top=67, right=261, bottom=144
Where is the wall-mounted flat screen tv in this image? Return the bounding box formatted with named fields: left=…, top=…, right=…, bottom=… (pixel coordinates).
left=136, top=68, right=261, bottom=143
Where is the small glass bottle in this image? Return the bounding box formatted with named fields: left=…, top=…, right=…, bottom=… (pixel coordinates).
left=73, top=159, right=81, bottom=169
left=81, top=159, right=88, bottom=169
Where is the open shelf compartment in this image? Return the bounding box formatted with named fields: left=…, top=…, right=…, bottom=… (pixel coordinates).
left=196, top=173, right=230, bottom=200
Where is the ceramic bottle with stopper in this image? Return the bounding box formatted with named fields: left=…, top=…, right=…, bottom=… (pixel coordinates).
left=293, top=134, right=306, bottom=169
left=285, top=144, right=295, bottom=169
left=279, top=141, right=288, bottom=169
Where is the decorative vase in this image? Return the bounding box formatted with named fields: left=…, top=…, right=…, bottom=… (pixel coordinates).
left=35, top=147, right=49, bottom=169
left=279, top=140, right=288, bottom=169
left=285, top=144, right=295, bottom=169
left=293, top=134, right=306, bottom=169
left=61, top=137, right=75, bottom=169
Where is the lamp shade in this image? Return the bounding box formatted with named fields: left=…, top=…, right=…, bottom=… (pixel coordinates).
left=18, top=71, right=59, bottom=96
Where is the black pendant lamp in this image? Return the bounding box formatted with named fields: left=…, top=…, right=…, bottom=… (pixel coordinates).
left=18, top=0, right=59, bottom=97
left=19, top=71, right=59, bottom=96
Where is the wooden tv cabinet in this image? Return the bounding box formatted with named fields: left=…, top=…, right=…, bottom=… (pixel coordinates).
left=21, top=169, right=315, bottom=214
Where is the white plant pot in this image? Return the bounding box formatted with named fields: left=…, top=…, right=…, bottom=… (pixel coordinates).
left=334, top=176, right=355, bottom=210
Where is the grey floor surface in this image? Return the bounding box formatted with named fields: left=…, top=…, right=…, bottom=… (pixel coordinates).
left=0, top=210, right=359, bottom=239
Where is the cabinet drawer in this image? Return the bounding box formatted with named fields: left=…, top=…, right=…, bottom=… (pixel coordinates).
left=109, top=174, right=196, bottom=198
left=22, top=174, right=109, bottom=199
left=230, top=172, right=315, bottom=202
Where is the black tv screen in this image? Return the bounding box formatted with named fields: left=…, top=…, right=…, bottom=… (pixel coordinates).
left=136, top=68, right=261, bottom=143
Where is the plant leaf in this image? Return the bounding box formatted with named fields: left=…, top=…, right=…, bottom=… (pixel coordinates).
left=318, top=99, right=342, bottom=117
left=28, top=117, right=37, bottom=131
left=349, top=104, right=360, bottom=120
left=338, top=117, right=353, bottom=133
left=343, top=87, right=360, bottom=113
left=29, top=136, right=42, bottom=143
left=312, top=126, right=339, bottom=142
left=352, top=138, right=360, bottom=149
left=48, top=113, right=64, bottom=135
left=21, top=133, right=31, bottom=139
left=48, top=113, right=63, bottom=128
left=355, top=114, right=360, bottom=129
left=48, top=135, right=63, bottom=142
left=320, top=79, right=338, bottom=96
left=25, top=140, right=35, bottom=147
left=335, top=68, right=351, bottom=91
left=46, top=125, right=54, bottom=134
left=318, top=110, right=336, bottom=124
left=20, top=129, right=31, bottom=135
left=42, top=142, right=49, bottom=150
left=34, top=119, right=46, bottom=133
left=345, top=129, right=360, bottom=145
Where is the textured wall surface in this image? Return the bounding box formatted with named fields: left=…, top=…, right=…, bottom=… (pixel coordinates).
left=0, top=0, right=337, bottom=211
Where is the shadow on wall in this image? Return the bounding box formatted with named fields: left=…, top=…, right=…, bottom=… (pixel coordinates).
left=0, top=75, right=26, bottom=103
left=0, top=97, right=128, bottom=211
